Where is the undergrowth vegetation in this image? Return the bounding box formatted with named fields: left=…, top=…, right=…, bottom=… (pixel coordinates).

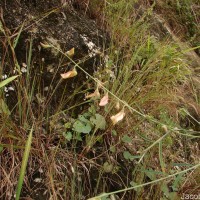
left=0, top=0, right=200, bottom=200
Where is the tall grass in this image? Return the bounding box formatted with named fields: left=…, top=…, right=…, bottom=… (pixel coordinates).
left=85, top=0, right=200, bottom=199
left=15, top=127, right=33, bottom=200
left=42, top=1, right=199, bottom=199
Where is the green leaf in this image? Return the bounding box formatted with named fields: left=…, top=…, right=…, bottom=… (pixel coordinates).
left=63, top=132, right=72, bottom=141
left=79, top=115, right=91, bottom=123
left=123, top=151, right=134, bottom=161
left=130, top=181, right=141, bottom=192
left=82, top=112, right=92, bottom=118
left=122, top=135, right=132, bottom=143
left=64, top=122, right=71, bottom=129
left=90, top=114, right=106, bottom=130
left=0, top=75, right=19, bottom=88
left=111, top=130, right=117, bottom=136
left=123, top=151, right=141, bottom=161
left=73, top=120, right=92, bottom=133
left=110, top=146, right=116, bottom=153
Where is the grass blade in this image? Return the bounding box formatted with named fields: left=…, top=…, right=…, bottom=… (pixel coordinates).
left=15, top=127, right=33, bottom=200
left=14, top=23, right=24, bottom=49
left=0, top=75, right=19, bottom=88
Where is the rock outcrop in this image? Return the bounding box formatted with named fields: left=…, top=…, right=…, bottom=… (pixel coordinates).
left=0, top=0, right=106, bottom=110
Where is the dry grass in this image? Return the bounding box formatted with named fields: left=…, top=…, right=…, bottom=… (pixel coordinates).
left=0, top=0, right=200, bottom=199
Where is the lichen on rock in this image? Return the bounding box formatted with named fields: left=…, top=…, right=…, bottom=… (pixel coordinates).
left=0, top=0, right=107, bottom=110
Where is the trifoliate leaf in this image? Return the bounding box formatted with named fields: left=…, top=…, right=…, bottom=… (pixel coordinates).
left=63, top=132, right=72, bottom=141
left=123, top=151, right=135, bottom=161
left=90, top=114, right=106, bottom=130
left=122, top=135, right=132, bottom=143
left=73, top=120, right=92, bottom=134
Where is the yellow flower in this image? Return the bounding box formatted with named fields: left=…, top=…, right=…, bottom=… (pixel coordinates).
left=60, top=68, right=77, bottom=79
left=66, top=47, right=75, bottom=57
left=99, top=93, right=109, bottom=106
left=110, top=109, right=125, bottom=125
left=85, top=88, right=100, bottom=99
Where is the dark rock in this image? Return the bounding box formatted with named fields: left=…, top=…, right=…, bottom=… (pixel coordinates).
left=0, top=0, right=107, bottom=112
